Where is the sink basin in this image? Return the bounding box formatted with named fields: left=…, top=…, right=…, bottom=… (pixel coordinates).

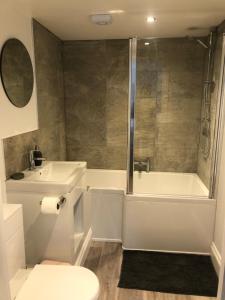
left=24, top=162, right=82, bottom=182
left=6, top=161, right=86, bottom=194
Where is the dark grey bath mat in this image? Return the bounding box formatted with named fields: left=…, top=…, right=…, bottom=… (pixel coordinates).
left=118, top=250, right=218, bottom=296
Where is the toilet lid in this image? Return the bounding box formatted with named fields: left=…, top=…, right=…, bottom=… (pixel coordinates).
left=16, top=265, right=99, bottom=300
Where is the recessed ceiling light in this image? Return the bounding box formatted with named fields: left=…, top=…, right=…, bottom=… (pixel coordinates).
left=147, top=16, right=156, bottom=23
left=144, top=42, right=150, bottom=46
left=109, top=10, right=124, bottom=14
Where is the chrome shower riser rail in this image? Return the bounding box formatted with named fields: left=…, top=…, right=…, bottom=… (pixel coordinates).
left=210, top=33, right=225, bottom=198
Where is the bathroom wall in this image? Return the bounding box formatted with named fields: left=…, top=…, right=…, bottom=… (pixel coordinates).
left=211, top=22, right=225, bottom=273
left=0, top=3, right=41, bottom=299
left=135, top=38, right=206, bottom=172
left=63, top=40, right=129, bottom=169
left=3, top=33, right=214, bottom=176
left=63, top=38, right=206, bottom=173
left=0, top=142, right=10, bottom=300
left=3, top=20, right=66, bottom=178
left=0, top=2, right=38, bottom=139
left=197, top=34, right=224, bottom=188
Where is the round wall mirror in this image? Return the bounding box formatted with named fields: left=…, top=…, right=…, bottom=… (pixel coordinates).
left=0, top=38, right=34, bottom=108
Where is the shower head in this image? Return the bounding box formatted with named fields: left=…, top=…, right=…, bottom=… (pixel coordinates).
left=186, top=36, right=209, bottom=49
left=196, top=39, right=208, bottom=49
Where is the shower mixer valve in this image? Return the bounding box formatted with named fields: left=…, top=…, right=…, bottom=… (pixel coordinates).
left=134, top=158, right=151, bottom=173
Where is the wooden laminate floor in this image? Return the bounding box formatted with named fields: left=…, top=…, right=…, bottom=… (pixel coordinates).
left=84, top=242, right=216, bottom=300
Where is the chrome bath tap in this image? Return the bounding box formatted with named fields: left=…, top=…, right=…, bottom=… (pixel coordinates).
left=134, top=158, right=151, bottom=173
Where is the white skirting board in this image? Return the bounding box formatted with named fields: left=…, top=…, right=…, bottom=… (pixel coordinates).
left=75, top=228, right=93, bottom=266
left=92, top=238, right=122, bottom=243
left=122, top=245, right=210, bottom=256
left=211, top=242, right=221, bottom=276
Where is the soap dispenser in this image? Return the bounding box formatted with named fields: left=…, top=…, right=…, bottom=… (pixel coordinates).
left=33, top=145, right=45, bottom=167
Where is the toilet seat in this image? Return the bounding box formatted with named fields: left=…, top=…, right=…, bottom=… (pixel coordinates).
left=16, top=265, right=99, bottom=300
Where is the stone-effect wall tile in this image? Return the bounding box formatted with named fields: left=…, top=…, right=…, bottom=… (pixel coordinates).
left=64, top=37, right=205, bottom=172
left=135, top=38, right=205, bottom=173
left=3, top=131, right=38, bottom=177
left=66, top=144, right=127, bottom=170
left=197, top=34, right=223, bottom=188
left=137, top=70, right=158, bottom=98
left=169, top=71, right=203, bottom=99
left=155, top=145, right=199, bottom=173
left=3, top=33, right=211, bottom=177
left=156, top=38, right=206, bottom=73
left=63, top=40, right=129, bottom=170
left=135, top=98, right=156, bottom=162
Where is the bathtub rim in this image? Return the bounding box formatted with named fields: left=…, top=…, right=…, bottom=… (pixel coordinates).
left=125, top=193, right=215, bottom=203
left=89, top=187, right=213, bottom=201
left=87, top=169, right=209, bottom=198
left=89, top=187, right=125, bottom=195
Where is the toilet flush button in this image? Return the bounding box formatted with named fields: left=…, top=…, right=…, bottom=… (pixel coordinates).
left=16, top=265, right=99, bottom=300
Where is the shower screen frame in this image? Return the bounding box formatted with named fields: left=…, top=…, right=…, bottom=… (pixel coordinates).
left=210, top=33, right=225, bottom=199
left=126, top=34, right=225, bottom=198
left=126, top=37, right=137, bottom=194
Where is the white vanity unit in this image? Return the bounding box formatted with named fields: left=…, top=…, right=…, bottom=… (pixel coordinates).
left=6, top=161, right=91, bottom=266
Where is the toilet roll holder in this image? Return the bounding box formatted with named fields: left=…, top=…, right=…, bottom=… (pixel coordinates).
left=57, top=196, right=66, bottom=209
left=40, top=196, right=66, bottom=210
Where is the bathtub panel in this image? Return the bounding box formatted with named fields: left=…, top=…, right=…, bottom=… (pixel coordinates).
left=87, top=169, right=126, bottom=189
left=87, top=169, right=214, bottom=253
left=90, top=189, right=124, bottom=241
left=123, top=196, right=216, bottom=253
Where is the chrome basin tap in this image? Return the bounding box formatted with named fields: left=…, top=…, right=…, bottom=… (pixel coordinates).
left=29, top=150, right=36, bottom=170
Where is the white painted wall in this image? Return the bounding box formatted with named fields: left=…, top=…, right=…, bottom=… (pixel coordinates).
left=216, top=82, right=225, bottom=299
left=211, top=36, right=225, bottom=276
left=0, top=190, right=11, bottom=300
left=0, top=1, right=38, bottom=139
left=0, top=1, right=39, bottom=299
left=0, top=140, right=11, bottom=300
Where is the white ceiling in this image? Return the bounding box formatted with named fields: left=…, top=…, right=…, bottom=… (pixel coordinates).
left=18, top=0, right=225, bottom=40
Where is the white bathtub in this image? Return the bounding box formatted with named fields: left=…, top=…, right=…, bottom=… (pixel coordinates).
left=87, top=169, right=208, bottom=196
left=133, top=172, right=209, bottom=196
left=87, top=169, right=216, bottom=254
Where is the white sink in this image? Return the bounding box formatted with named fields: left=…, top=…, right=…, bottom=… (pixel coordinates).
left=6, top=161, right=86, bottom=194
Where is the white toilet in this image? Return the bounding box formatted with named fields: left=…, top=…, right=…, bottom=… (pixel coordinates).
left=3, top=205, right=99, bottom=300
left=16, top=265, right=99, bottom=300
left=3, top=198, right=99, bottom=300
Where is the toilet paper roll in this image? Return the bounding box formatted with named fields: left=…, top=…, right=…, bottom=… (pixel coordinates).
left=41, top=196, right=61, bottom=215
